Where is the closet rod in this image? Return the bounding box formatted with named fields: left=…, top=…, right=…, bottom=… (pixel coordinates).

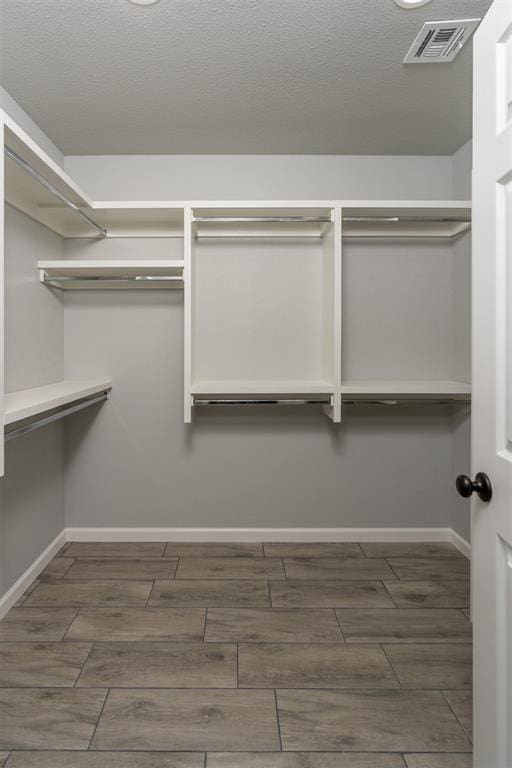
left=4, top=393, right=108, bottom=442
left=343, top=216, right=470, bottom=224
left=193, top=216, right=332, bottom=224
left=194, top=398, right=332, bottom=406
left=4, top=146, right=107, bottom=238
left=42, top=275, right=183, bottom=285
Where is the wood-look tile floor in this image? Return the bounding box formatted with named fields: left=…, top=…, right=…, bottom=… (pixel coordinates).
left=0, top=541, right=473, bottom=767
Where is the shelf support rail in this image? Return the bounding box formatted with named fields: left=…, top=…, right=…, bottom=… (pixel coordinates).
left=4, top=391, right=110, bottom=442
left=4, top=146, right=107, bottom=238
left=194, top=397, right=332, bottom=406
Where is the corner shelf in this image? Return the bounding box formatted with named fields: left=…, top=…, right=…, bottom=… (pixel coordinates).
left=4, top=380, right=113, bottom=425
left=38, top=260, right=185, bottom=289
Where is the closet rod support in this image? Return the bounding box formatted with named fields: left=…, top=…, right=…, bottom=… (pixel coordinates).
left=4, top=146, right=107, bottom=238
left=4, top=393, right=109, bottom=442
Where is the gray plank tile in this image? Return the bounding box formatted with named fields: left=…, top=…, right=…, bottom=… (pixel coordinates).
left=384, top=644, right=472, bottom=689
left=461, top=609, right=471, bottom=620
left=263, top=543, right=364, bottom=558
left=270, top=580, right=395, bottom=608
left=164, top=543, right=263, bottom=557
left=77, top=642, right=236, bottom=687
left=0, top=642, right=91, bottom=687
left=24, top=580, right=152, bottom=607
left=0, top=607, right=77, bottom=641
left=149, top=580, right=270, bottom=607
left=0, top=754, right=7, bottom=768
left=64, top=558, right=177, bottom=580
left=65, top=542, right=166, bottom=558
left=0, top=688, right=107, bottom=750
left=239, top=643, right=398, bottom=688
left=404, top=756, right=473, bottom=768
left=361, top=543, right=464, bottom=558
left=277, top=689, right=471, bottom=752
left=443, top=691, right=472, bottom=740
left=91, top=689, right=280, bottom=750
left=283, top=558, right=395, bottom=580
left=207, top=754, right=406, bottom=767
left=5, top=754, right=203, bottom=767
left=176, top=557, right=284, bottom=580
left=387, top=559, right=469, bottom=581
left=337, top=609, right=472, bottom=643
left=205, top=608, right=343, bottom=642
left=39, top=558, right=75, bottom=580
left=65, top=607, right=205, bottom=641
left=384, top=580, right=470, bottom=608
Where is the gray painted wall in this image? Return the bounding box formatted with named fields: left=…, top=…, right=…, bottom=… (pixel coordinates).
left=65, top=154, right=454, bottom=201
left=63, top=232, right=468, bottom=532
left=0, top=206, right=65, bottom=596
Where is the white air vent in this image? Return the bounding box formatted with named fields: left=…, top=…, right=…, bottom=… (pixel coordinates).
left=404, top=19, right=481, bottom=64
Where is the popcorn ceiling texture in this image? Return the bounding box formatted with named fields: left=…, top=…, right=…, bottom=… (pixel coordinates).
left=0, top=0, right=492, bottom=155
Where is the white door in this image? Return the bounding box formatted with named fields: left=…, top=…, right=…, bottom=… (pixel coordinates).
left=472, top=1, right=512, bottom=766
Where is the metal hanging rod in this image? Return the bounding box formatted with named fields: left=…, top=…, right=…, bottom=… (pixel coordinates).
left=42, top=275, right=183, bottom=286
left=343, top=216, right=470, bottom=224
left=193, top=216, right=332, bottom=224
left=194, top=398, right=332, bottom=406
left=4, top=393, right=109, bottom=443
left=341, top=398, right=469, bottom=406
left=4, top=146, right=107, bottom=238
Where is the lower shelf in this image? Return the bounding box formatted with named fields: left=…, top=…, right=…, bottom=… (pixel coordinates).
left=4, top=380, right=113, bottom=425
left=340, top=380, right=471, bottom=401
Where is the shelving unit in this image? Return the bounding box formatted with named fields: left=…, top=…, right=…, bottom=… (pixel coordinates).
left=38, top=260, right=184, bottom=289
left=0, top=112, right=474, bottom=453
left=185, top=205, right=342, bottom=422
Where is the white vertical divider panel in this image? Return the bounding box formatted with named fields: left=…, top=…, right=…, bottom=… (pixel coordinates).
left=0, top=119, right=5, bottom=475
left=323, top=206, right=342, bottom=422
left=183, top=206, right=193, bottom=423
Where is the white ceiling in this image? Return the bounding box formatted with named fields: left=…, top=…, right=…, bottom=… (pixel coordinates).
left=0, top=0, right=493, bottom=156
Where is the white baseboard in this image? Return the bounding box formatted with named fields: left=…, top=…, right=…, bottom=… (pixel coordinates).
left=0, top=529, right=66, bottom=620
left=66, top=526, right=463, bottom=545
left=449, top=528, right=471, bottom=559
left=0, top=525, right=472, bottom=615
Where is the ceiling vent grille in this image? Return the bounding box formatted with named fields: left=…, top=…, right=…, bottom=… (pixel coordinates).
left=404, top=19, right=481, bottom=64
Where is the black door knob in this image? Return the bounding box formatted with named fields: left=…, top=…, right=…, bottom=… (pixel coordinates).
left=456, top=472, right=493, bottom=503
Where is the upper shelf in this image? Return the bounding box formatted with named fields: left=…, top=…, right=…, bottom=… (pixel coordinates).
left=191, top=379, right=335, bottom=395
left=342, top=202, right=471, bottom=239
left=38, top=260, right=185, bottom=290
left=4, top=380, right=113, bottom=425
left=192, top=206, right=334, bottom=238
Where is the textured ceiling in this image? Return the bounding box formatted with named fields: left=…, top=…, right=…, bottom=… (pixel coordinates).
left=0, top=0, right=493, bottom=155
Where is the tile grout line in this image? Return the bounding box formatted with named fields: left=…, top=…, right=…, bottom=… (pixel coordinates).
left=85, top=687, right=110, bottom=751
left=273, top=688, right=283, bottom=752
left=380, top=643, right=403, bottom=688
left=61, top=607, right=82, bottom=641
left=441, top=689, right=473, bottom=744
left=73, top=640, right=95, bottom=688
left=381, top=580, right=401, bottom=608
left=333, top=608, right=347, bottom=643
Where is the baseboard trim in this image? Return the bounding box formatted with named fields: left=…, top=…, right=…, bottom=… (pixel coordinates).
left=66, top=526, right=462, bottom=544
left=449, top=529, right=471, bottom=559
left=0, top=529, right=66, bottom=620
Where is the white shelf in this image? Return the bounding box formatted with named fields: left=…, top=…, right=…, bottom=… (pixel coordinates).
left=4, top=381, right=113, bottom=425
left=340, top=380, right=471, bottom=401
left=342, top=201, right=471, bottom=239
left=38, top=260, right=184, bottom=289
left=191, top=380, right=335, bottom=395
